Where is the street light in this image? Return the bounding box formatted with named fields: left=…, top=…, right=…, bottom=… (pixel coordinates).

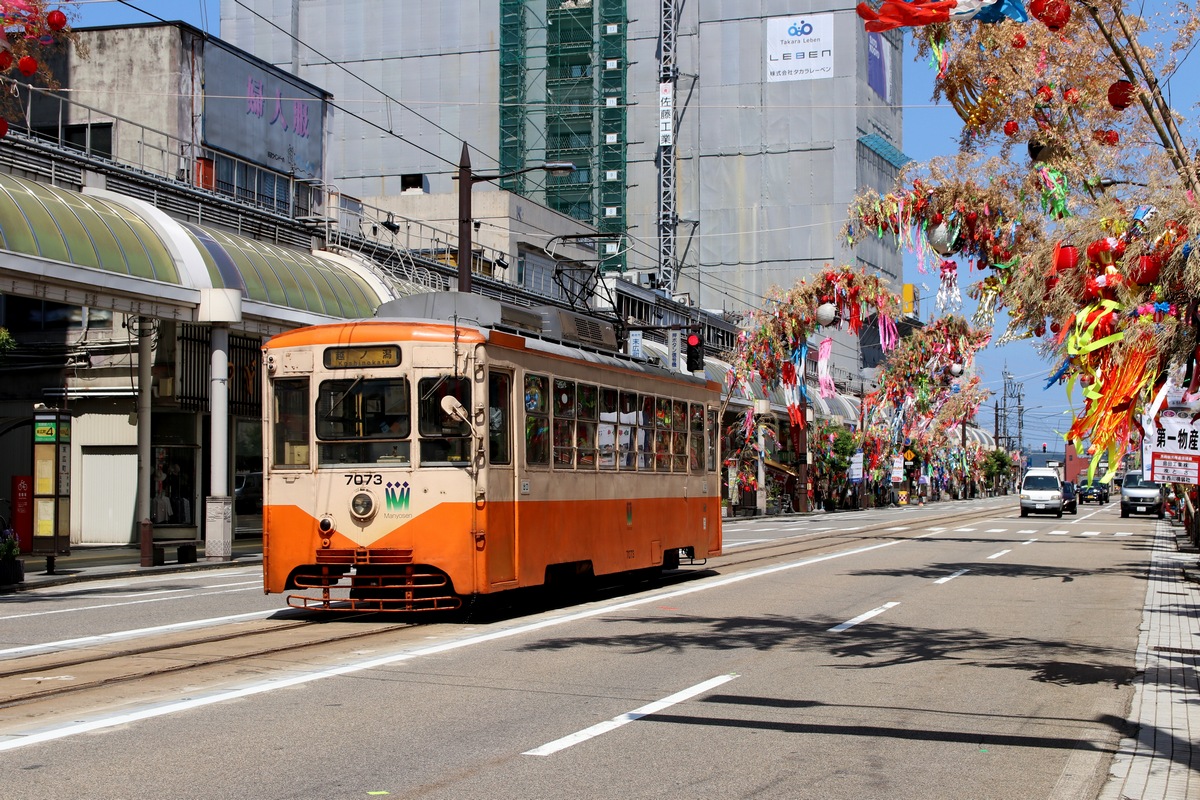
left=455, top=141, right=576, bottom=293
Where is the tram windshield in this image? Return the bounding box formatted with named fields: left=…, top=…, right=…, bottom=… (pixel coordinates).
left=315, top=377, right=411, bottom=466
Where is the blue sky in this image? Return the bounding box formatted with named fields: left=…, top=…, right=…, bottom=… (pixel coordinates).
left=73, top=1, right=1074, bottom=448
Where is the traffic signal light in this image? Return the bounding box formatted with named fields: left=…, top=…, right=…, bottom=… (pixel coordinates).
left=685, top=331, right=705, bottom=372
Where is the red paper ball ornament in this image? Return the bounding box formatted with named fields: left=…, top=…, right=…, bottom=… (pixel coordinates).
left=1050, top=320, right=1062, bottom=334
left=47, top=10, right=68, bottom=32
left=1040, top=0, right=1071, bottom=30
left=0, top=51, right=11, bottom=72
left=1093, top=129, right=1119, bottom=146
left=1012, top=32, right=1027, bottom=48
left=18, top=55, right=37, bottom=77
left=1029, top=0, right=1048, bottom=18
left=0, top=118, right=8, bottom=139
left=1003, top=119, right=1019, bottom=136
left=1034, top=321, right=1047, bottom=337
left=1036, top=85, right=1055, bottom=104
left=1063, top=87, right=1081, bottom=104
left=1086, top=237, right=1121, bottom=266
left=1131, top=254, right=1161, bottom=285
left=1107, top=80, right=1135, bottom=110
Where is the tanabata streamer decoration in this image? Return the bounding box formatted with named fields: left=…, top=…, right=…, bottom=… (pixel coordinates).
left=727, top=266, right=903, bottom=437
left=843, top=178, right=1026, bottom=273
left=938, top=259, right=962, bottom=312
left=856, top=0, right=1028, bottom=32
left=873, top=315, right=991, bottom=438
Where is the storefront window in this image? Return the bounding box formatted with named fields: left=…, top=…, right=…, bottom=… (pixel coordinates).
left=152, top=446, right=196, bottom=526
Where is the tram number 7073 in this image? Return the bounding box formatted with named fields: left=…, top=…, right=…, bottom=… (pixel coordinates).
left=344, top=473, right=384, bottom=486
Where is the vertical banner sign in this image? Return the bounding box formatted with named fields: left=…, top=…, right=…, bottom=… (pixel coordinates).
left=866, top=32, right=892, bottom=102
left=1141, top=412, right=1200, bottom=485
left=891, top=455, right=904, bottom=483
left=850, top=451, right=864, bottom=483
left=766, top=14, right=834, bottom=82
left=668, top=329, right=683, bottom=373
left=658, top=82, right=674, bottom=147
left=31, top=411, right=71, bottom=556
left=628, top=330, right=644, bottom=360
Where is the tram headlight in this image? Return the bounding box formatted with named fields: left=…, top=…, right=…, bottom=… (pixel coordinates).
left=350, top=492, right=376, bottom=522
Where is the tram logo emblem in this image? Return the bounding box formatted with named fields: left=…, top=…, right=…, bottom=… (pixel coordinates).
left=385, top=481, right=411, bottom=512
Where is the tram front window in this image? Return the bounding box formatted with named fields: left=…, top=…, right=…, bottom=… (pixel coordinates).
left=418, top=376, right=472, bottom=465
left=316, top=377, right=411, bottom=466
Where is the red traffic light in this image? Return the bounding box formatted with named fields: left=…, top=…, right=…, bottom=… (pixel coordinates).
left=686, top=333, right=701, bottom=347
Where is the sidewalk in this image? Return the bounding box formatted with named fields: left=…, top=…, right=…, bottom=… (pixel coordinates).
left=3, top=519, right=1198, bottom=798
left=1098, top=519, right=1200, bottom=800
left=4, top=536, right=263, bottom=591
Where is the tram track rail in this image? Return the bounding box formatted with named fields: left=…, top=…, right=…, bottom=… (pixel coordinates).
left=1, top=502, right=1006, bottom=711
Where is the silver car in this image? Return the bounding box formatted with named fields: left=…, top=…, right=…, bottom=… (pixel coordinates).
left=1120, top=471, right=1163, bottom=519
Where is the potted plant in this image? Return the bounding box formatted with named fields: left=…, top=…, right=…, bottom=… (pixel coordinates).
left=0, top=526, right=23, bottom=586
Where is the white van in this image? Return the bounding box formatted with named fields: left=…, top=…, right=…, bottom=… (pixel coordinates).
left=1019, top=468, right=1064, bottom=518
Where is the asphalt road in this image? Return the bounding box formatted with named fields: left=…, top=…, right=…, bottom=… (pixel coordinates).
left=0, top=497, right=1152, bottom=800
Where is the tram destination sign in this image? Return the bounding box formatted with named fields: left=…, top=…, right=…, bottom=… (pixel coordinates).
left=324, top=346, right=401, bottom=369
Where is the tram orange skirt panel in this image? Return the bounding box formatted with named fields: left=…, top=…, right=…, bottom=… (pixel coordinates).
left=264, top=498, right=719, bottom=597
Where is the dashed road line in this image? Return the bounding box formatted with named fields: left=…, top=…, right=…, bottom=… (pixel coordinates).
left=828, top=602, right=901, bottom=632
left=987, top=550, right=1012, bottom=560
left=934, top=569, right=970, bottom=585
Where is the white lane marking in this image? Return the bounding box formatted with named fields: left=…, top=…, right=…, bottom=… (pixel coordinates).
left=1114, top=532, right=1133, bottom=537
left=1080, top=532, right=1100, bottom=537
left=0, top=538, right=906, bottom=752
left=987, top=550, right=1011, bottom=560
left=828, top=602, right=901, bottom=632
left=926, top=527, right=946, bottom=532
left=722, top=539, right=771, bottom=549
left=916, top=531, right=940, bottom=538
left=886, top=526, right=910, bottom=531
left=0, top=586, right=261, bottom=622
left=985, top=528, right=1007, bottom=533
left=1018, top=529, right=1037, bottom=534
left=522, top=674, right=738, bottom=756
left=1022, top=539, right=1037, bottom=545
left=954, top=528, right=977, bottom=532
left=0, top=609, right=280, bottom=658
left=934, top=569, right=970, bottom=585
left=1047, top=531, right=1068, bottom=535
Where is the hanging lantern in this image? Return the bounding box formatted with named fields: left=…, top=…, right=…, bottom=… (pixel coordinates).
left=1107, top=80, right=1135, bottom=110
left=816, top=302, right=838, bottom=327
left=950, top=363, right=964, bottom=377
left=1003, top=119, right=1019, bottom=137
left=17, top=55, right=37, bottom=77
left=47, top=10, right=68, bottom=32
left=927, top=222, right=961, bottom=256
left=1053, top=242, right=1079, bottom=273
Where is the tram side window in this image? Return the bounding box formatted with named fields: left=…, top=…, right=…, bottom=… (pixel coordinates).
left=638, top=395, right=655, bottom=470
left=525, top=374, right=549, bottom=465
left=617, top=392, right=638, bottom=469
left=707, top=407, right=718, bottom=472
left=272, top=378, right=310, bottom=468
left=577, top=384, right=599, bottom=469
left=488, top=372, right=511, bottom=465
left=553, top=378, right=576, bottom=468
left=655, top=398, right=673, bottom=471
left=689, top=403, right=705, bottom=472
left=418, top=376, right=471, bottom=465
left=672, top=400, right=689, bottom=471
left=596, top=387, right=618, bottom=469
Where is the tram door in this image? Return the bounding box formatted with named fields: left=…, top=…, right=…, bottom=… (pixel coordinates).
left=484, top=370, right=517, bottom=585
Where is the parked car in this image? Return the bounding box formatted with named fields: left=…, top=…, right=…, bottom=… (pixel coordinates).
left=1120, top=471, right=1164, bottom=519
left=1019, top=468, right=1064, bottom=518
left=1061, top=481, right=1078, bottom=514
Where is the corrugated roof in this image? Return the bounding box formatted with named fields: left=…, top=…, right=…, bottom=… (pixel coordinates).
left=858, top=133, right=912, bottom=170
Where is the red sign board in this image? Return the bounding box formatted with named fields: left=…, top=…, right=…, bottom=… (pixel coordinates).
left=11, top=475, right=32, bottom=554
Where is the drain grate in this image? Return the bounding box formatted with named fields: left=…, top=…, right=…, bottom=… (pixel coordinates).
left=1153, top=646, right=1200, bottom=656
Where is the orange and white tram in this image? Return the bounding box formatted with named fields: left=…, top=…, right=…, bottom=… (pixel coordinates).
left=260, top=292, right=723, bottom=611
